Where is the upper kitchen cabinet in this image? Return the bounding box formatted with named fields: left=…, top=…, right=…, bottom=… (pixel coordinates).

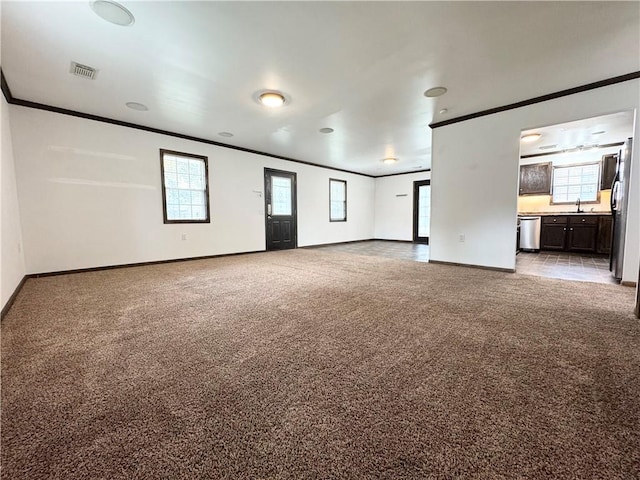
left=600, top=154, right=617, bottom=190
left=519, top=162, right=551, bottom=195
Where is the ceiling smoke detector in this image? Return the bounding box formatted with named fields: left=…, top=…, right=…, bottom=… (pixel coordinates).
left=70, top=62, right=97, bottom=80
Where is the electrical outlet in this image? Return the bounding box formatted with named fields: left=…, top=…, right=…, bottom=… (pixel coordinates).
left=181, top=234, right=187, bottom=241
left=458, top=234, right=465, bottom=243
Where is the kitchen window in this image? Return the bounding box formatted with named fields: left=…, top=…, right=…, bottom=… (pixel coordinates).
left=329, top=179, right=347, bottom=222
left=160, top=149, right=210, bottom=223
left=551, top=163, right=599, bottom=204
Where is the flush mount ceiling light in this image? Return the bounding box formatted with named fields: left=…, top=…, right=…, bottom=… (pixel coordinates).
left=521, top=133, right=542, bottom=143
left=592, top=130, right=606, bottom=135
left=125, top=102, right=148, bottom=111
left=90, top=0, right=135, bottom=26
left=439, top=108, right=448, bottom=114
left=218, top=132, right=234, bottom=138
left=258, top=91, right=286, bottom=108
left=319, top=127, right=334, bottom=134
left=424, top=86, right=447, bottom=98
left=383, top=157, right=398, bottom=164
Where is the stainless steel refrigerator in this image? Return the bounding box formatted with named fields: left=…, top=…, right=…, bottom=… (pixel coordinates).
left=610, top=138, right=633, bottom=282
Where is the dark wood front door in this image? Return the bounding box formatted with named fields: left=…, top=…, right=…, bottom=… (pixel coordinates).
left=413, top=180, right=431, bottom=244
left=264, top=168, right=297, bottom=251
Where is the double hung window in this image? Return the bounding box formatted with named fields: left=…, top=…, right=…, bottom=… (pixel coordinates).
left=329, top=179, right=347, bottom=222
left=160, top=149, right=210, bottom=223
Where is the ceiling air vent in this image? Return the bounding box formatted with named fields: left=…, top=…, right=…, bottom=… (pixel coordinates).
left=70, top=62, right=97, bottom=80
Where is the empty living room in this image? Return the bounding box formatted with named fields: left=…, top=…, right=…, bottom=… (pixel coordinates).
left=2, top=2, right=639, bottom=479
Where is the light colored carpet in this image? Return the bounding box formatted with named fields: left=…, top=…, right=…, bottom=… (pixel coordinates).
left=2, top=249, right=639, bottom=479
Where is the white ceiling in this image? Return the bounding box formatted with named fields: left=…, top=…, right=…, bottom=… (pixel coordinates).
left=2, top=1, right=639, bottom=176
left=520, top=110, right=636, bottom=157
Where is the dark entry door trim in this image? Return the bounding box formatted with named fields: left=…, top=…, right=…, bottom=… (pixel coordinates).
left=264, top=168, right=298, bottom=251
left=413, top=179, right=431, bottom=244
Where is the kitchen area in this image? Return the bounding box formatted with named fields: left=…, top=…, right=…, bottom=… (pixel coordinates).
left=516, top=111, right=634, bottom=284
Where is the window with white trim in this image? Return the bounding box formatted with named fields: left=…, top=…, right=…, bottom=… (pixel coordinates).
left=551, top=162, right=599, bottom=204
left=329, top=179, right=347, bottom=222
left=160, top=149, right=210, bottom=223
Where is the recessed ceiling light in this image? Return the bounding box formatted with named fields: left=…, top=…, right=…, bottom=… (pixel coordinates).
left=424, top=87, right=447, bottom=98
left=258, top=91, right=286, bottom=108
left=218, top=132, right=234, bottom=138
left=125, top=102, right=148, bottom=111
left=521, top=133, right=542, bottom=143
left=383, top=157, right=398, bottom=164
left=539, top=144, right=558, bottom=150
left=592, top=130, right=606, bottom=135
left=90, top=0, right=135, bottom=26
left=319, top=127, right=334, bottom=134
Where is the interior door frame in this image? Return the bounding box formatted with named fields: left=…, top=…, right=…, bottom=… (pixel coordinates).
left=413, top=179, right=431, bottom=244
left=264, top=168, right=298, bottom=251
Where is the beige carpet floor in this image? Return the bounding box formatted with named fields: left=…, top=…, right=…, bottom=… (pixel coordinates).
left=2, top=249, right=639, bottom=479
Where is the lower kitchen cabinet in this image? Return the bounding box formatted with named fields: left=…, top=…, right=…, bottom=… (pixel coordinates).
left=540, top=215, right=608, bottom=254
left=597, top=216, right=613, bottom=254
left=540, top=224, right=567, bottom=250
left=568, top=226, right=598, bottom=252
left=540, top=216, right=568, bottom=250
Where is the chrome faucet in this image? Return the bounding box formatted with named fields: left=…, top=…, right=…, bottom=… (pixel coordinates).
left=576, top=198, right=583, bottom=213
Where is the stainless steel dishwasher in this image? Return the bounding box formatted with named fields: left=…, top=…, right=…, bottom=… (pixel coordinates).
left=519, top=216, right=541, bottom=252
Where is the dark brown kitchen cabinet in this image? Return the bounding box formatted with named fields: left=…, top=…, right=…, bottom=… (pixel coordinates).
left=567, top=216, right=598, bottom=252
left=600, top=154, right=617, bottom=191
left=597, top=216, right=613, bottom=254
left=519, top=162, right=552, bottom=195
left=540, top=215, right=608, bottom=253
left=540, top=216, right=568, bottom=250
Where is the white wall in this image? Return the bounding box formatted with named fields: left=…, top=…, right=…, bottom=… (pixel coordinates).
left=374, top=172, right=431, bottom=241
left=9, top=106, right=375, bottom=274
left=1, top=96, right=26, bottom=308
left=431, top=79, right=640, bottom=283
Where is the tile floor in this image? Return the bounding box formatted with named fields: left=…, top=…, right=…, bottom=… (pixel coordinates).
left=515, top=251, right=616, bottom=284
left=312, top=240, right=617, bottom=285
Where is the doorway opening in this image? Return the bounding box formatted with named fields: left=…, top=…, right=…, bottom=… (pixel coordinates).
left=515, top=110, right=635, bottom=284
left=413, top=180, right=431, bottom=244
left=264, top=168, right=297, bottom=251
